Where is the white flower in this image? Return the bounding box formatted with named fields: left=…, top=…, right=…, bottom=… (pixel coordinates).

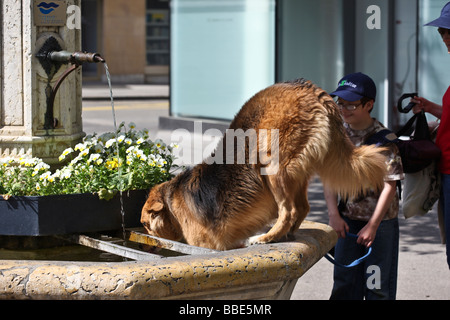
left=88, top=153, right=101, bottom=162
left=105, top=138, right=116, bottom=148
left=39, top=171, right=51, bottom=181
left=79, top=148, right=90, bottom=157
left=117, top=135, right=125, bottom=143
left=136, top=138, right=145, bottom=145
left=59, top=147, right=74, bottom=161
left=70, top=155, right=82, bottom=166
left=126, top=146, right=136, bottom=154
left=128, top=122, right=136, bottom=129
left=0, top=157, right=12, bottom=166
left=34, top=161, right=50, bottom=172
left=74, top=143, right=86, bottom=151
left=60, top=168, right=72, bottom=179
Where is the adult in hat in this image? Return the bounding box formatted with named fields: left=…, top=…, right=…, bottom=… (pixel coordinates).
left=325, top=72, right=404, bottom=299
left=412, top=2, right=450, bottom=269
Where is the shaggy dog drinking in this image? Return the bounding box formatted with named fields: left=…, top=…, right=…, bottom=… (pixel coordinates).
left=141, top=79, right=387, bottom=250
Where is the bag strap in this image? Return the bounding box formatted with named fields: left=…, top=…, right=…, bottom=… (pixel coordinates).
left=396, top=111, right=431, bottom=140
left=364, top=129, right=398, bottom=146
left=396, top=113, right=418, bottom=137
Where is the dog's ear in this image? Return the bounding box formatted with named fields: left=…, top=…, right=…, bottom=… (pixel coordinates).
left=150, top=201, right=164, bottom=213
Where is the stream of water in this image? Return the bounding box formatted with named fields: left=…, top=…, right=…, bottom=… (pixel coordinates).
left=103, top=63, right=127, bottom=248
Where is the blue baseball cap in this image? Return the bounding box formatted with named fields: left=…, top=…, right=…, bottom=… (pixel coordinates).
left=330, top=72, right=377, bottom=102
left=425, top=2, right=450, bottom=29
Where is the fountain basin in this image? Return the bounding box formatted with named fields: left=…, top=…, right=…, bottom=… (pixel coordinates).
left=0, top=190, right=147, bottom=236
left=0, top=221, right=336, bottom=300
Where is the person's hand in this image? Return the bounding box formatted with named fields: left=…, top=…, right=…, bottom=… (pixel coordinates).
left=410, top=96, right=432, bottom=114
left=357, top=222, right=377, bottom=248
left=329, top=214, right=349, bottom=239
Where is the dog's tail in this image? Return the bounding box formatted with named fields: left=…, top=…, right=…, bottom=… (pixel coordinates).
left=315, top=123, right=388, bottom=199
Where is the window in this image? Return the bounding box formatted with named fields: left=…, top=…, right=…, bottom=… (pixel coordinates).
left=146, top=0, right=170, bottom=66
left=171, top=0, right=276, bottom=120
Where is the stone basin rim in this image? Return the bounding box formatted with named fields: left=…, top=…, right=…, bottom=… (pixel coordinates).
left=0, top=221, right=337, bottom=300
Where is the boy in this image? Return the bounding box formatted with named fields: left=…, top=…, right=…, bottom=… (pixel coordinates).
left=324, top=72, right=404, bottom=300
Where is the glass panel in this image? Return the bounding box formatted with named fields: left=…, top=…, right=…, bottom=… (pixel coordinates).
left=171, top=0, right=276, bottom=120
left=418, top=0, right=450, bottom=115
left=392, top=0, right=418, bottom=129
left=276, top=0, right=344, bottom=94
left=354, top=0, right=391, bottom=126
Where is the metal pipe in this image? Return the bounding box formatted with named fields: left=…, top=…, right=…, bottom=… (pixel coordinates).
left=43, top=51, right=105, bottom=129
left=48, top=50, right=105, bottom=64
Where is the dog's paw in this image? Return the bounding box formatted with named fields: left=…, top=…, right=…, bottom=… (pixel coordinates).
left=246, top=234, right=269, bottom=246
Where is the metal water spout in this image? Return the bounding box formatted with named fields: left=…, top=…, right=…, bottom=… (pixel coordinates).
left=47, top=50, right=105, bottom=64
left=45, top=51, right=105, bottom=129
left=35, top=35, right=106, bottom=130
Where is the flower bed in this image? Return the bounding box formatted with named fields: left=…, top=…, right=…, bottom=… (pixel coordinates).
left=0, top=123, right=178, bottom=236
left=0, top=122, right=177, bottom=199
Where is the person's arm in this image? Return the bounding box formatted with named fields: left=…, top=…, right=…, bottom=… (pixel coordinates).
left=356, top=181, right=397, bottom=247
left=411, top=96, right=443, bottom=119
left=324, top=185, right=349, bottom=239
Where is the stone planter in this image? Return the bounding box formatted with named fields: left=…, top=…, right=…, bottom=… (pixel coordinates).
left=0, top=190, right=148, bottom=236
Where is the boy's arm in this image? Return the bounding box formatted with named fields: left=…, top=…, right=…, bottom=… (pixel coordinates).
left=356, top=180, right=397, bottom=247
left=324, top=185, right=349, bottom=238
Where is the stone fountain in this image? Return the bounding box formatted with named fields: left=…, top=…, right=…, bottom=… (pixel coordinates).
left=0, top=1, right=337, bottom=300
left=0, top=0, right=90, bottom=165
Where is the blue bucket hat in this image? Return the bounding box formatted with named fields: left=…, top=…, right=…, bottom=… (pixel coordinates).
left=330, top=72, right=377, bottom=102
left=425, top=2, right=450, bottom=29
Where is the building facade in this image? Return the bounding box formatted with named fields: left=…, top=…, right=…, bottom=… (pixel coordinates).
left=83, top=0, right=450, bottom=129
left=82, top=0, right=169, bottom=84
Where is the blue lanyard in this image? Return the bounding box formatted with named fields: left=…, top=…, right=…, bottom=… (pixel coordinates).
left=324, top=233, right=373, bottom=268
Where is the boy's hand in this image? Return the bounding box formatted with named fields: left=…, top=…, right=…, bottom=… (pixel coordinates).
left=329, top=214, right=349, bottom=239
left=357, top=222, right=377, bottom=248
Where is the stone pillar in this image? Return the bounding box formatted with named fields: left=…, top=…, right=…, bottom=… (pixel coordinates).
left=0, top=0, right=84, bottom=165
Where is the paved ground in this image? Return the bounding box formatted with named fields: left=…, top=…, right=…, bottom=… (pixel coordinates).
left=82, top=83, right=450, bottom=300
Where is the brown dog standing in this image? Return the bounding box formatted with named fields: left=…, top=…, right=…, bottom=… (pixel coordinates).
left=141, top=79, right=387, bottom=250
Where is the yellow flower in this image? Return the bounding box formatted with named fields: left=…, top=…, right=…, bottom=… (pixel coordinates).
left=105, top=158, right=121, bottom=170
